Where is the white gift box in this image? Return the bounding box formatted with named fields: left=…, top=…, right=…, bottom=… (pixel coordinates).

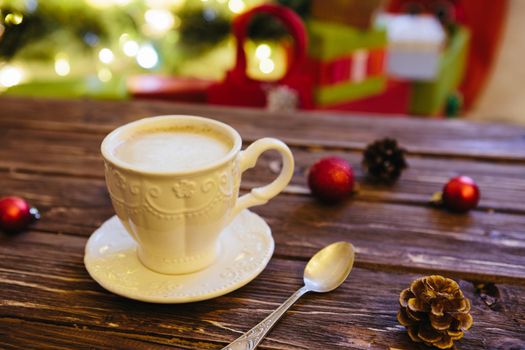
left=377, top=14, right=446, bottom=81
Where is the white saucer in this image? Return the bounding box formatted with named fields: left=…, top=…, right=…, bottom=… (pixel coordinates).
left=84, top=210, right=274, bottom=303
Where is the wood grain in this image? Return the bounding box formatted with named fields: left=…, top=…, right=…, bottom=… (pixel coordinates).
left=1, top=127, right=525, bottom=213
left=1, top=155, right=525, bottom=283
left=0, top=97, right=524, bottom=349
left=1, top=230, right=524, bottom=350
left=1, top=97, right=525, bottom=161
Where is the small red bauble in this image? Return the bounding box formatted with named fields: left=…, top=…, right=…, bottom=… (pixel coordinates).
left=0, top=196, right=40, bottom=233
left=442, top=176, right=480, bottom=212
left=308, top=157, right=354, bottom=203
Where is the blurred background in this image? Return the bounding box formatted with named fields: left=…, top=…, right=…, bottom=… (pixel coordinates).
left=0, top=0, right=521, bottom=123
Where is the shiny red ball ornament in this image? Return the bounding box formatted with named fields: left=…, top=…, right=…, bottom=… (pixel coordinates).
left=0, top=196, right=40, bottom=233
left=442, top=176, right=480, bottom=212
left=308, top=157, right=354, bottom=203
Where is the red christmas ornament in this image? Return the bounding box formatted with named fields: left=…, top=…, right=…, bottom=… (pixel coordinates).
left=0, top=196, right=40, bottom=233
left=442, top=176, right=480, bottom=212
left=308, top=157, right=354, bottom=203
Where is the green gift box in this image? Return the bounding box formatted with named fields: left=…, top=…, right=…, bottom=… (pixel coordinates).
left=307, top=20, right=387, bottom=60
left=409, top=27, right=470, bottom=115
left=306, top=20, right=387, bottom=106
left=314, top=76, right=385, bottom=107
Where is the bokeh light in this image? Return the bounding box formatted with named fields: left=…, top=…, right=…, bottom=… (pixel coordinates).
left=5, top=13, right=23, bottom=25
left=98, top=48, right=115, bottom=64
left=0, top=66, right=24, bottom=87
left=137, top=44, right=159, bottom=69
left=123, top=40, right=139, bottom=57
left=259, top=58, right=275, bottom=74
left=228, top=0, right=245, bottom=14
left=255, top=44, right=271, bottom=60
left=144, top=9, right=175, bottom=34
left=54, top=54, right=71, bottom=77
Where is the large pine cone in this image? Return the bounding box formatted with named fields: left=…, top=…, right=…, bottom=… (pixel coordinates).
left=397, top=275, right=473, bottom=349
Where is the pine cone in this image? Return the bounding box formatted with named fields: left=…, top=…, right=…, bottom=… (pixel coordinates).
left=362, top=138, right=407, bottom=184
left=397, top=275, right=473, bottom=349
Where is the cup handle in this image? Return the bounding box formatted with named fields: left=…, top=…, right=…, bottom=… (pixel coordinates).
left=230, top=138, right=294, bottom=219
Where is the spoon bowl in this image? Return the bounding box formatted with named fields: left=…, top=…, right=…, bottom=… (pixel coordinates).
left=304, top=241, right=355, bottom=293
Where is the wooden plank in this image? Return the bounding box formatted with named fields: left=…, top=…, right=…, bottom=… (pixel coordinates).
left=0, top=230, right=524, bottom=349
left=1, top=97, right=525, bottom=161
left=0, top=319, right=177, bottom=350
left=1, top=171, right=524, bottom=283
left=1, top=127, right=525, bottom=213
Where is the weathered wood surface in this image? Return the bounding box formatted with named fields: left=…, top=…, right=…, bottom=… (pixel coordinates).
left=0, top=97, right=524, bottom=349
left=1, top=232, right=524, bottom=350
left=1, top=171, right=525, bottom=284
left=1, top=97, right=525, bottom=161
left=2, top=128, right=525, bottom=213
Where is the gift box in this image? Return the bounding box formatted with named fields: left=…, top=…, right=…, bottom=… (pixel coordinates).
left=310, top=0, right=385, bottom=30
left=378, top=14, right=447, bottom=80
left=409, top=26, right=470, bottom=115
left=312, top=49, right=386, bottom=86
left=308, top=20, right=387, bottom=60
left=319, top=79, right=411, bottom=115
left=307, top=20, right=387, bottom=107
left=208, top=5, right=389, bottom=110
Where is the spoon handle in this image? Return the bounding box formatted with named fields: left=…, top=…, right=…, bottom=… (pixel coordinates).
left=221, top=286, right=309, bottom=350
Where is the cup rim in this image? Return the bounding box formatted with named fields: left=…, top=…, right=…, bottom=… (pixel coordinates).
left=101, top=115, right=242, bottom=176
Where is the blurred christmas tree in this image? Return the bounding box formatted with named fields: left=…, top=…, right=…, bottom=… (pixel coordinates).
left=0, top=0, right=301, bottom=98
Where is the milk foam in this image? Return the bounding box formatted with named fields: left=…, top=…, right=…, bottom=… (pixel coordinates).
left=114, top=129, right=232, bottom=172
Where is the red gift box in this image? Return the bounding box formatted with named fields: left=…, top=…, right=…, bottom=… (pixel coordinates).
left=310, top=49, right=386, bottom=86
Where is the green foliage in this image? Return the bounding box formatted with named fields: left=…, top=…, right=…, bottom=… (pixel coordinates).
left=0, top=1, right=136, bottom=60
left=247, top=13, right=288, bottom=41
left=247, top=0, right=310, bottom=41
left=178, top=0, right=311, bottom=49
left=0, top=7, right=55, bottom=59
left=178, top=7, right=231, bottom=51
left=277, top=0, right=311, bottom=17
left=0, top=0, right=311, bottom=61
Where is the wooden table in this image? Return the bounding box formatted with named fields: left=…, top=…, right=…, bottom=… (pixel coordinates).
left=0, top=97, right=524, bottom=349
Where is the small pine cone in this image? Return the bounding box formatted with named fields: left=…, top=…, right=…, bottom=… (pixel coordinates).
left=362, top=138, right=408, bottom=183
left=397, top=275, right=473, bottom=349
